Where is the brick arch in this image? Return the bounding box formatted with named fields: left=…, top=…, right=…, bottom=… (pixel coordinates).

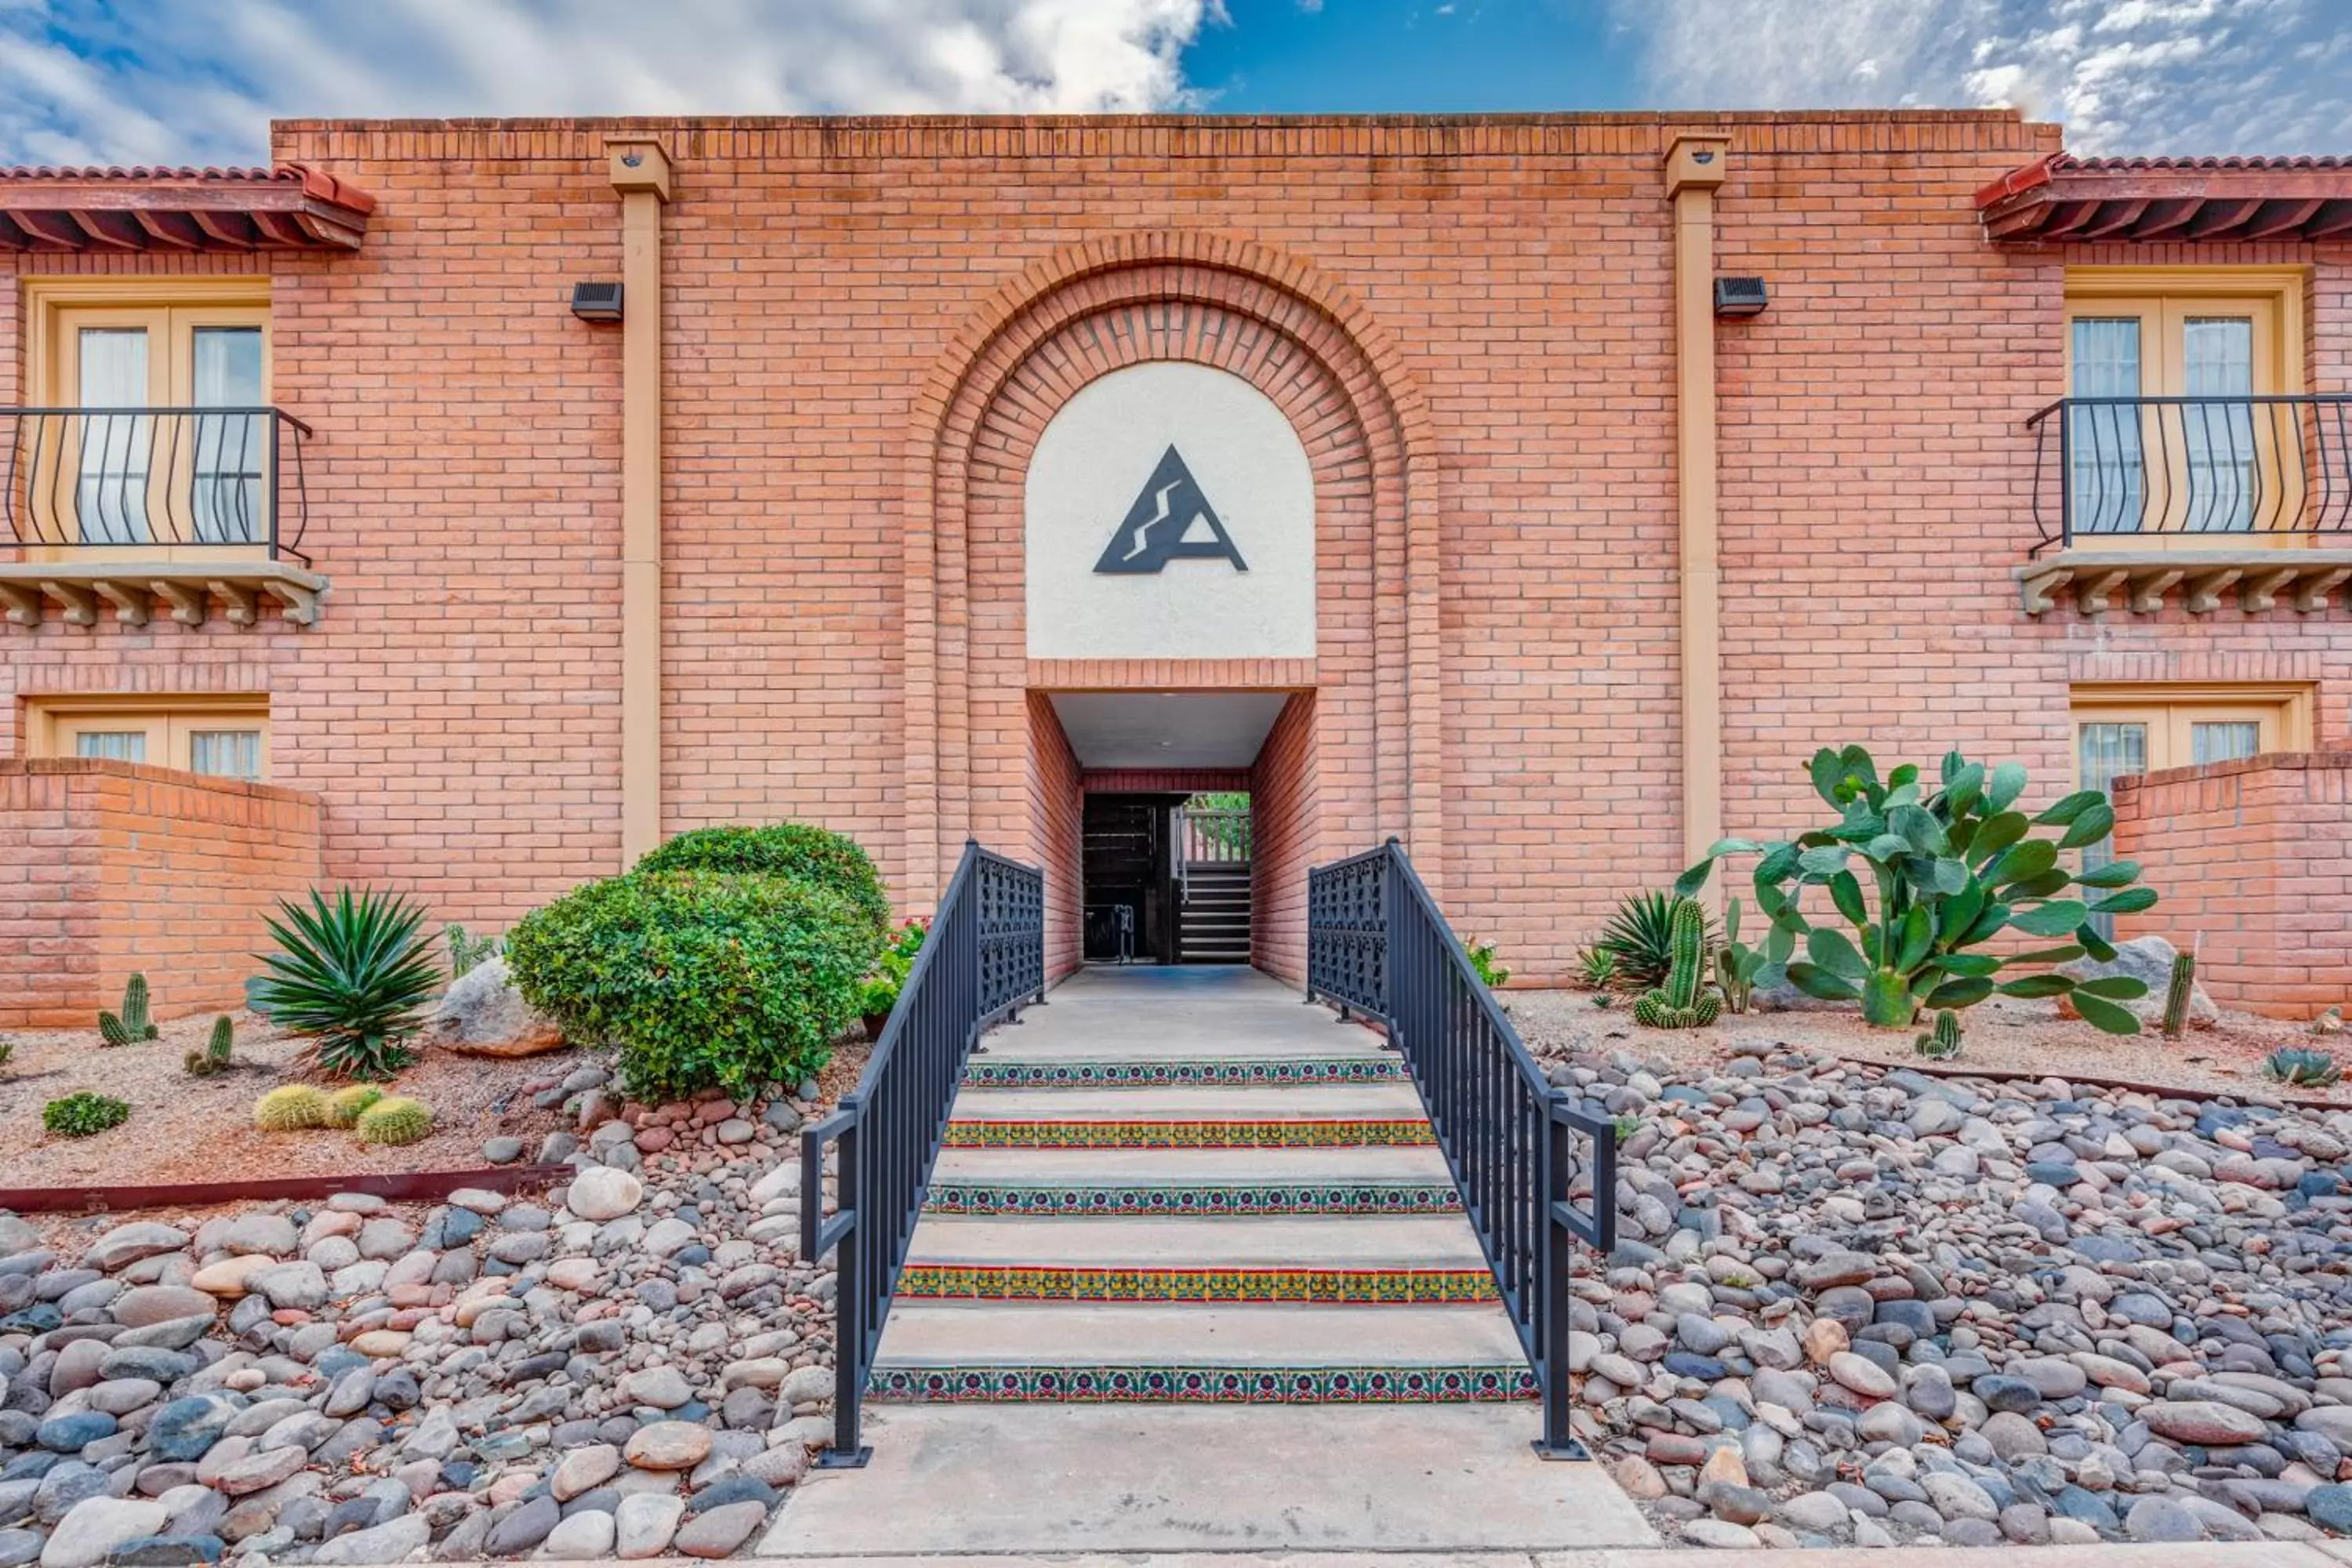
left=902, top=235, right=1444, bottom=901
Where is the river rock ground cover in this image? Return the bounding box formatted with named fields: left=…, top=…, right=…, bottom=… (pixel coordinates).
left=0, top=1056, right=843, bottom=1566
left=1511, top=1003, right=2352, bottom=1551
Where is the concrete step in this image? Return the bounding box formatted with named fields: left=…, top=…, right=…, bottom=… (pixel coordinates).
left=964, top=1052, right=1403, bottom=1088
left=950, top=1083, right=1426, bottom=1120
left=930, top=1145, right=1455, bottom=1183
left=898, top=1216, right=1497, bottom=1303
left=867, top=1303, right=1536, bottom=1403
left=905, top=1214, right=1491, bottom=1267
left=757, top=1405, right=1660, bottom=1555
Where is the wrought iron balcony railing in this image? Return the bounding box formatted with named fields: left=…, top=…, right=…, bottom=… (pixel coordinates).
left=3, top=407, right=312, bottom=564
left=2027, top=394, right=2352, bottom=555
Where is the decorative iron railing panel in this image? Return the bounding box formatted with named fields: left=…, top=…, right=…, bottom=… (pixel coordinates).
left=2027, top=394, right=2352, bottom=553
left=1306, top=838, right=1617, bottom=1457
left=798, top=842, right=1044, bottom=1465
left=2, top=407, right=313, bottom=564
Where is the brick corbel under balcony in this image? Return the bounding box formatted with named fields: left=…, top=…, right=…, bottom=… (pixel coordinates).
left=0, top=560, right=327, bottom=629
left=2016, top=547, right=2352, bottom=617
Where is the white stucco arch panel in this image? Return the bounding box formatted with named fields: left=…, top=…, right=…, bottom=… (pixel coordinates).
left=1024, top=361, right=1316, bottom=661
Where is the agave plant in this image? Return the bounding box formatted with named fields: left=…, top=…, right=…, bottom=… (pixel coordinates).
left=1676, top=746, right=2157, bottom=1034
left=2264, top=1047, right=2340, bottom=1087
left=1596, top=891, right=1715, bottom=992
left=254, top=887, right=442, bottom=1079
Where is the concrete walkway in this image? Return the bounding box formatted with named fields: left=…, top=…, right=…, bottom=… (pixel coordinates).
left=760, top=966, right=1654, bottom=1557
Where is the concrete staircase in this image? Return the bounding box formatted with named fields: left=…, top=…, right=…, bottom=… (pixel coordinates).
left=761, top=964, right=1656, bottom=1557
left=867, top=964, right=1534, bottom=1403
left=1178, top=861, right=1253, bottom=963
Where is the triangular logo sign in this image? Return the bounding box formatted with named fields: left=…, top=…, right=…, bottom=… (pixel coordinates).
left=1093, top=445, right=1249, bottom=575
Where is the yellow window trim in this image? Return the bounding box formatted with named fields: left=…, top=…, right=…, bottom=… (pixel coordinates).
left=22, top=694, right=271, bottom=782
left=2071, top=681, right=2315, bottom=764
left=2063, top=266, right=2307, bottom=394
left=23, top=277, right=273, bottom=403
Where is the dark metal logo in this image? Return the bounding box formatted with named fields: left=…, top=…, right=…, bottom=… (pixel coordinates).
left=1093, top=445, right=1248, bottom=575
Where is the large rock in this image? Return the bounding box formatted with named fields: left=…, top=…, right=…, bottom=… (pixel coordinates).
left=2142, top=1399, right=2267, bottom=1446
left=426, top=957, right=564, bottom=1057
left=41, top=1499, right=167, bottom=1568
left=2058, top=935, right=2219, bottom=1027
left=568, top=1167, right=643, bottom=1222
left=307, top=1515, right=427, bottom=1566
left=79, top=1226, right=187, bottom=1274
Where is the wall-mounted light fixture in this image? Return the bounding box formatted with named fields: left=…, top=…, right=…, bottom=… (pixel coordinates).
left=570, top=281, right=624, bottom=322
left=1713, top=276, right=1768, bottom=318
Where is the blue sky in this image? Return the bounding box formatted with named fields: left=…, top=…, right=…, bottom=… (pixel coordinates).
left=2, top=1, right=2347, bottom=169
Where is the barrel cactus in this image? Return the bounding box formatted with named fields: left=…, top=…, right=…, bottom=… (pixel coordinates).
left=1914, top=1008, right=1963, bottom=1059
left=356, top=1096, right=434, bottom=1146
left=1633, top=897, right=1722, bottom=1029
left=253, top=1083, right=328, bottom=1131
left=325, top=1084, right=385, bottom=1129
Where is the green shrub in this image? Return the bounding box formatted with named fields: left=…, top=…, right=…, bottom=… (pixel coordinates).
left=507, top=869, right=881, bottom=1102
left=1679, top=746, right=2158, bottom=1034
left=635, top=823, right=890, bottom=935
left=857, top=917, right=930, bottom=1020
left=253, top=887, right=443, bottom=1079
left=1464, top=937, right=1509, bottom=989
left=45, top=1092, right=129, bottom=1138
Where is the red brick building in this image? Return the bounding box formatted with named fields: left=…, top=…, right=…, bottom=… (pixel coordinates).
left=3, top=112, right=2349, bottom=1023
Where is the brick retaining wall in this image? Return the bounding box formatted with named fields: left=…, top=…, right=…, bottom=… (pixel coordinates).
left=0, top=760, right=323, bottom=1029
left=2112, top=753, right=2352, bottom=1020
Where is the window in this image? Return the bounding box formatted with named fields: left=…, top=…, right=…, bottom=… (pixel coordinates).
left=2071, top=683, right=2308, bottom=936
left=24, top=698, right=270, bottom=782
left=2063, top=269, right=2303, bottom=539
left=22, top=280, right=271, bottom=552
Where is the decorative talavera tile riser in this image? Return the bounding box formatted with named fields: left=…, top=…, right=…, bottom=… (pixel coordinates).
left=893, top=1265, right=1501, bottom=1305
left=942, top=1119, right=1438, bottom=1149
left=961, top=1056, right=1405, bottom=1087
left=921, top=1181, right=1464, bottom=1217
left=869, top=1364, right=1540, bottom=1403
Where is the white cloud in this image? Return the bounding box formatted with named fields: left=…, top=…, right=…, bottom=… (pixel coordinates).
left=0, top=0, right=1216, bottom=166
left=1613, top=0, right=2352, bottom=154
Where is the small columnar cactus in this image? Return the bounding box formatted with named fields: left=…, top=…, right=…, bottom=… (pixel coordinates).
left=185, top=1016, right=235, bottom=1077
left=2263, top=1047, right=2341, bottom=1087
left=1915, top=1008, right=1963, bottom=1060
left=99, top=973, right=160, bottom=1046
left=325, top=1084, right=385, bottom=1129
left=2161, top=949, right=2197, bottom=1041
left=253, top=1083, right=329, bottom=1131
left=356, top=1096, right=434, bottom=1146
left=1633, top=897, right=1722, bottom=1029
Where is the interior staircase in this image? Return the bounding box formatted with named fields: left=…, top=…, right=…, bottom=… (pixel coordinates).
left=1178, top=860, right=1253, bottom=964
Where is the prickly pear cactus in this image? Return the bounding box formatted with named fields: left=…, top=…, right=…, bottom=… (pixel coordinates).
left=1633, top=898, right=1722, bottom=1029
left=1915, top=1008, right=1963, bottom=1059
left=2161, top=950, right=2196, bottom=1040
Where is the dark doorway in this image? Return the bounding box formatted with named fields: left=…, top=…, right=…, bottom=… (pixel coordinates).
left=1082, top=793, right=1185, bottom=964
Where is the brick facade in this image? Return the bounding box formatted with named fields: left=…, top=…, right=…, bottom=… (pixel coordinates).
left=0, top=760, right=323, bottom=1028
left=2112, top=753, right=2352, bottom=1019
left=5, top=111, right=2351, bottom=1015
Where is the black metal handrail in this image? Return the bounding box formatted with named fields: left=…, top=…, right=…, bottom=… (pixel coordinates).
left=2027, top=394, right=2352, bottom=554
left=799, top=840, right=1044, bottom=1465
left=1307, top=838, right=1617, bottom=1459
left=2, top=407, right=313, bottom=564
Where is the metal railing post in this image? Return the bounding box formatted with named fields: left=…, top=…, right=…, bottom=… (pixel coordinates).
left=825, top=1114, right=870, bottom=1467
